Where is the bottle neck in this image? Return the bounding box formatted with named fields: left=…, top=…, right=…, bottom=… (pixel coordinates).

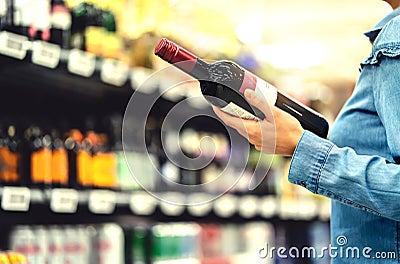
left=154, top=38, right=209, bottom=79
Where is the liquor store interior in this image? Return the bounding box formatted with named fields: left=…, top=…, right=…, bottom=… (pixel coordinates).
left=0, top=0, right=393, bottom=263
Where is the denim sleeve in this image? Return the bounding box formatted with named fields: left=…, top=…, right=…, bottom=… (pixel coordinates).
left=288, top=130, right=400, bottom=221
left=373, top=56, right=400, bottom=163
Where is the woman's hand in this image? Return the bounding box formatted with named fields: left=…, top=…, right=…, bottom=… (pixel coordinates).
left=212, top=89, right=304, bottom=156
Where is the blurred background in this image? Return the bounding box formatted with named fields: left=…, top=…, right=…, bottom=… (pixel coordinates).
left=0, top=0, right=393, bottom=263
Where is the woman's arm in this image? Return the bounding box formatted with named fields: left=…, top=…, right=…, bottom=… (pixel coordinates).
left=213, top=79, right=400, bottom=221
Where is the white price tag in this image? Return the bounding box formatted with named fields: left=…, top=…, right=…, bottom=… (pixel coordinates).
left=159, top=192, right=185, bottom=216
left=88, top=190, right=116, bottom=214
left=297, top=198, right=318, bottom=220
left=1, top=186, right=30, bottom=211
left=238, top=195, right=259, bottom=219
left=0, top=31, right=29, bottom=60
left=130, top=67, right=158, bottom=93
left=258, top=196, right=277, bottom=218
left=159, top=201, right=185, bottom=216
left=67, top=49, right=96, bottom=77
left=129, top=191, right=157, bottom=215
left=50, top=188, right=79, bottom=213
left=31, top=41, right=61, bottom=69
left=100, top=59, right=129, bottom=86
left=279, top=198, right=299, bottom=220
left=186, top=193, right=213, bottom=217
left=213, top=194, right=237, bottom=218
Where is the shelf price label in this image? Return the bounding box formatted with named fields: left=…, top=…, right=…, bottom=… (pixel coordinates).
left=258, top=195, right=277, bottom=219
left=88, top=190, right=116, bottom=214
left=50, top=188, right=79, bottom=213
left=186, top=193, right=213, bottom=217
left=129, top=191, right=157, bottom=215
left=130, top=67, right=158, bottom=93
left=100, top=59, right=129, bottom=87
left=67, top=49, right=96, bottom=77
left=159, top=192, right=185, bottom=216
left=1, top=186, right=30, bottom=211
left=213, top=194, right=237, bottom=218
left=0, top=31, right=29, bottom=60
left=297, top=199, right=318, bottom=220
left=238, top=195, right=259, bottom=219
left=279, top=198, right=301, bottom=220
left=31, top=41, right=61, bottom=69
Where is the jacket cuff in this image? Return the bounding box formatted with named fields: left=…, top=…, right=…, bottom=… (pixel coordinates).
left=288, top=130, right=334, bottom=193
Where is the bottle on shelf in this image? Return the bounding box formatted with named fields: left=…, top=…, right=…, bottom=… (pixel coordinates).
left=27, top=0, right=52, bottom=42
left=0, top=124, right=21, bottom=186
left=0, top=124, right=6, bottom=184
left=49, top=0, right=72, bottom=49
left=108, top=114, right=140, bottom=191
left=50, top=128, right=69, bottom=188
left=77, top=130, right=95, bottom=188
left=3, top=124, right=22, bottom=185
left=92, top=132, right=118, bottom=189
left=64, top=128, right=83, bottom=189
left=28, top=125, right=52, bottom=188
left=154, top=38, right=329, bottom=138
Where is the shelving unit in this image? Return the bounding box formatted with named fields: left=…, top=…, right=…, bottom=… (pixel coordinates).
left=0, top=26, right=330, bottom=264
left=0, top=186, right=330, bottom=220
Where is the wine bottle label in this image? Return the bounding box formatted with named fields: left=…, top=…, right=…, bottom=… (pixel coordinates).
left=240, top=71, right=278, bottom=106
left=220, top=102, right=260, bottom=121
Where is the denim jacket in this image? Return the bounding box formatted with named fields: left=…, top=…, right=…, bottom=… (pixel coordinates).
left=288, top=8, right=400, bottom=263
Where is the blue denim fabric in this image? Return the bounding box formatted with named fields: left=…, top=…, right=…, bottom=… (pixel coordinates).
left=288, top=8, right=400, bottom=263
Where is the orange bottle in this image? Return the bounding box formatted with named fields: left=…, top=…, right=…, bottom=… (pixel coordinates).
left=30, top=126, right=52, bottom=186
left=76, top=130, right=96, bottom=188
left=92, top=133, right=117, bottom=189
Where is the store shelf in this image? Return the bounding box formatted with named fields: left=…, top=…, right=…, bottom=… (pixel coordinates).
left=0, top=32, right=134, bottom=117
left=0, top=186, right=330, bottom=222
left=0, top=30, right=222, bottom=134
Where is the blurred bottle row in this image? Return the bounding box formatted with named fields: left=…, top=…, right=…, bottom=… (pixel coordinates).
left=0, top=0, right=118, bottom=58
left=0, top=0, right=165, bottom=68
left=0, top=114, right=132, bottom=190
left=0, top=113, right=287, bottom=196
left=6, top=221, right=330, bottom=264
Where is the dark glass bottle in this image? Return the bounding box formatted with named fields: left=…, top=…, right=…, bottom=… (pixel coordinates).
left=64, top=128, right=83, bottom=189
left=0, top=124, right=7, bottom=184
left=154, top=38, right=329, bottom=138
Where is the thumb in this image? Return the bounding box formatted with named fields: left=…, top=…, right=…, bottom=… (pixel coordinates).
left=244, top=89, right=275, bottom=122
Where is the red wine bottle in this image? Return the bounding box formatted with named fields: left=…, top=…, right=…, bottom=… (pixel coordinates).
left=154, top=38, right=329, bottom=138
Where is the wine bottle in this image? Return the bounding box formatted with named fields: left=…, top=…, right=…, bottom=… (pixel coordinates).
left=64, top=128, right=83, bottom=188
left=51, top=128, right=69, bottom=188
left=154, top=38, right=329, bottom=138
